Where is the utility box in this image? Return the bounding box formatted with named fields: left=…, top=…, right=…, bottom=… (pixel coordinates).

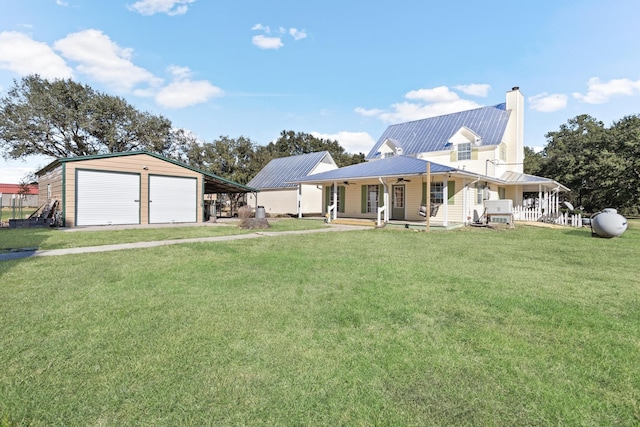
left=485, top=199, right=513, bottom=214
left=485, top=200, right=514, bottom=228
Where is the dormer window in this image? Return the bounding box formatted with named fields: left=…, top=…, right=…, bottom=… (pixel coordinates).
left=458, top=142, right=471, bottom=161
left=379, top=138, right=403, bottom=159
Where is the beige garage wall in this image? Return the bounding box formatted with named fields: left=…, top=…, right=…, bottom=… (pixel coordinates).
left=62, top=153, right=202, bottom=227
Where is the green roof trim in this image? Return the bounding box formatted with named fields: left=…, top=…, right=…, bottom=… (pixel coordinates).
left=36, top=150, right=258, bottom=193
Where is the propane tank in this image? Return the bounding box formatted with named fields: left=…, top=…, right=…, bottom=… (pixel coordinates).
left=591, top=208, right=628, bottom=238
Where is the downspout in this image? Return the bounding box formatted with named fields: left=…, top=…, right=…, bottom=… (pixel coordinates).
left=467, top=176, right=481, bottom=222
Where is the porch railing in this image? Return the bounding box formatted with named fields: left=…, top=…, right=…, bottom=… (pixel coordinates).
left=513, top=206, right=583, bottom=228
left=377, top=205, right=386, bottom=227
left=326, top=204, right=336, bottom=223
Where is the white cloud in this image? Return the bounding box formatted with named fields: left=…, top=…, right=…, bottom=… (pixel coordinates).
left=155, top=66, right=223, bottom=108
left=251, top=23, right=270, bottom=33
left=405, top=86, right=460, bottom=103
left=528, top=92, right=568, bottom=112
left=0, top=165, right=37, bottom=184
left=357, top=85, right=482, bottom=123
left=53, top=29, right=160, bottom=92
left=127, top=0, right=196, bottom=16
left=289, top=28, right=307, bottom=41
left=251, top=24, right=307, bottom=49
left=252, top=35, right=283, bottom=50
left=0, top=31, right=73, bottom=79
left=573, top=77, right=640, bottom=104
left=56, top=0, right=69, bottom=6
left=454, top=83, right=491, bottom=97
left=310, top=131, right=375, bottom=154
left=0, top=156, right=53, bottom=184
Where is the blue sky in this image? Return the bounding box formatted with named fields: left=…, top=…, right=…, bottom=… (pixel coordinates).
left=1, top=0, right=640, bottom=183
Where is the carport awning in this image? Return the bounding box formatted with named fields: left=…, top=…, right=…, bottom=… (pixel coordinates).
left=202, top=172, right=257, bottom=194
left=500, top=171, right=570, bottom=192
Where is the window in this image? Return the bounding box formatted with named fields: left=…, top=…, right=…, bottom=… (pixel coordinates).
left=458, top=142, right=471, bottom=161
left=393, top=185, right=404, bottom=208
left=366, top=184, right=379, bottom=213
left=421, top=182, right=445, bottom=205
left=499, top=144, right=507, bottom=161
left=498, top=187, right=506, bottom=200
left=431, top=182, right=444, bottom=204
left=475, top=183, right=484, bottom=204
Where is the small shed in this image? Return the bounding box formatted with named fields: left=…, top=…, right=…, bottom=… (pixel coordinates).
left=36, top=151, right=256, bottom=227
left=247, top=151, right=337, bottom=216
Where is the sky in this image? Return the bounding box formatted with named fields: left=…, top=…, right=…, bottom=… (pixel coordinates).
left=1, top=0, right=640, bottom=183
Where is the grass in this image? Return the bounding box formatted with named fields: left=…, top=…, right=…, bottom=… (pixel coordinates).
left=1, top=221, right=639, bottom=426
left=0, top=207, right=38, bottom=221
left=0, top=218, right=325, bottom=252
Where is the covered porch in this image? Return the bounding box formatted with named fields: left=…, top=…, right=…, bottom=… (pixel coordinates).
left=291, top=156, right=569, bottom=228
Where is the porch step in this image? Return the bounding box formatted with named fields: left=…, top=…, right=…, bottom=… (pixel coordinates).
left=329, top=218, right=377, bottom=227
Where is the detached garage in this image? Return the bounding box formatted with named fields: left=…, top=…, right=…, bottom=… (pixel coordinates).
left=36, top=151, right=255, bottom=228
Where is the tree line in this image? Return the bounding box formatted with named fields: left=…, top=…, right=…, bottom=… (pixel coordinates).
left=2, top=75, right=639, bottom=215
left=0, top=75, right=365, bottom=186
left=524, top=114, right=640, bottom=215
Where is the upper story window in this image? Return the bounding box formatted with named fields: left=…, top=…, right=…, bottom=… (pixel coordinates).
left=499, top=143, right=507, bottom=161
left=458, top=142, right=471, bottom=161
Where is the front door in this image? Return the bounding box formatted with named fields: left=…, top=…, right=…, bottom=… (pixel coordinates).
left=392, top=185, right=405, bottom=220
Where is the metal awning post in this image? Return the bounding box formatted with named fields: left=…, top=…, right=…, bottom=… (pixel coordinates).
left=426, top=162, right=431, bottom=232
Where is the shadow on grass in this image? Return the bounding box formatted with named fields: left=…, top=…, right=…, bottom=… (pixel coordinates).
left=0, top=227, right=53, bottom=262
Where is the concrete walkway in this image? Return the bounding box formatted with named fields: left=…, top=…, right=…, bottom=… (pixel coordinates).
left=0, top=224, right=369, bottom=261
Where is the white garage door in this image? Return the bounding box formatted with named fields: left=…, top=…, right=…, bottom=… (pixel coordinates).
left=149, top=175, right=197, bottom=224
left=76, top=170, right=140, bottom=226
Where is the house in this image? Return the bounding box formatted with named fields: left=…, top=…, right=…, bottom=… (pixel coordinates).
left=35, top=151, right=256, bottom=227
left=247, top=151, right=337, bottom=217
left=0, top=183, right=39, bottom=208
left=291, top=87, right=568, bottom=226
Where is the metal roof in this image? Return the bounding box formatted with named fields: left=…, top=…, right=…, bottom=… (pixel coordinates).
left=247, top=151, right=335, bottom=190
left=36, top=151, right=257, bottom=193
left=291, top=155, right=458, bottom=183
left=0, top=183, right=38, bottom=195
left=501, top=171, right=570, bottom=191
left=366, top=103, right=511, bottom=159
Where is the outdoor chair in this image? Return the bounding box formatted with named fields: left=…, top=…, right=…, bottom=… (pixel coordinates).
left=418, top=204, right=440, bottom=217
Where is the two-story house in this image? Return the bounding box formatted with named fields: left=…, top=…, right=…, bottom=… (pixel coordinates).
left=289, top=87, right=567, bottom=226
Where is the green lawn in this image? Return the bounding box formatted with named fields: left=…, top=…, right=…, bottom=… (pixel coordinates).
left=1, top=222, right=639, bottom=426
left=0, top=218, right=326, bottom=252
left=0, top=207, right=38, bottom=221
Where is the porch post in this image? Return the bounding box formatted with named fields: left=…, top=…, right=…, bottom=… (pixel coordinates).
left=462, top=179, right=468, bottom=224
left=443, top=177, right=448, bottom=227
left=384, top=182, right=389, bottom=223
left=426, top=162, right=431, bottom=232
left=297, top=184, right=302, bottom=218
left=332, top=182, right=338, bottom=220
left=538, top=185, right=542, bottom=215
